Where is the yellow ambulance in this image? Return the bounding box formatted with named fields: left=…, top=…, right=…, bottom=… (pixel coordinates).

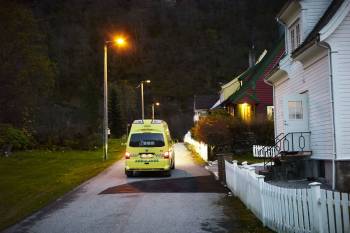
left=125, top=119, right=175, bottom=177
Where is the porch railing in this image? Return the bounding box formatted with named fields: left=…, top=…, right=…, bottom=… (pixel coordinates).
left=256, top=132, right=311, bottom=168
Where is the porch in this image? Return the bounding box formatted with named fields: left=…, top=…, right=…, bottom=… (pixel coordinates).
left=252, top=132, right=313, bottom=180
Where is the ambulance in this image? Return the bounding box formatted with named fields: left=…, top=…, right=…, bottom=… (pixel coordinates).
left=125, top=119, right=175, bottom=177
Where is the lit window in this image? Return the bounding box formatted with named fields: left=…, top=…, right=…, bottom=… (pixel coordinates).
left=288, top=101, right=303, bottom=120
left=238, top=103, right=252, bottom=122
left=267, top=106, right=274, bottom=120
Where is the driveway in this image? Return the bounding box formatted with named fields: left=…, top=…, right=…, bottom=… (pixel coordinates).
left=4, top=143, right=235, bottom=233
left=4, top=143, right=270, bottom=233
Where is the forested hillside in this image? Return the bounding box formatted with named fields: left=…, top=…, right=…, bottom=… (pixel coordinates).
left=0, top=0, right=286, bottom=147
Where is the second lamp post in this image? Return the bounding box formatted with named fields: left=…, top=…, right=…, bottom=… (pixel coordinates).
left=139, top=80, right=151, bottom=120
left=152, top=102, right=160, bottom=120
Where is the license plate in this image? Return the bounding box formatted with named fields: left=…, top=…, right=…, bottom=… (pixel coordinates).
left=140, top=154, right=154, bottom=159
left=135, top=159, right=159, bottom=163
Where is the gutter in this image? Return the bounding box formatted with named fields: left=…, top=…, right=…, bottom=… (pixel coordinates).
left=318, top=41, right=337, bottom=190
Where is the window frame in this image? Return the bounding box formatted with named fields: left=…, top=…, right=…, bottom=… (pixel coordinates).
left=289, top=19, right=301, bottom=51
left=288, top=100, right=303, bottom=120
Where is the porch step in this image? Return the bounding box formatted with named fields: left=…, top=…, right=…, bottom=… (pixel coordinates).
left=259, top=169, right=273, bottom=181
left=280, top=151, right=312, bottom=157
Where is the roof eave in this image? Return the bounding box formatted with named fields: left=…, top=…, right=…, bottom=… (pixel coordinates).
left=291, top=36, right=319, bottom=59
left=265, top=67, right=287, bottom=84
left=276, top=0, right=300, bottom=23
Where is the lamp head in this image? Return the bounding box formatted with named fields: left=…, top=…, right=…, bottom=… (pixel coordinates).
left=114, top=36, right=126, bottom=47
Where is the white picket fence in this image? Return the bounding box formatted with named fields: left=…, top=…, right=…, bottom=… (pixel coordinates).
left=225, top=161, right=350, bottom=233
left=253, top=145, right=278, bottom=158
left=183, top=131, right=208, bottom=161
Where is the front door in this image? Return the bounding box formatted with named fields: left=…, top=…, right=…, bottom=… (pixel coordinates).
left=283, top=93, right=309, bottom=133
left=283, top=93, right=310, bottom=151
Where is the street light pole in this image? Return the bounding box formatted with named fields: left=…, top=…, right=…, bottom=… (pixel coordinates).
left=138, top=80, right=150, bottom=120
left=103, top=43, right=108, bottom=161
left=102, top=35, right=127, bottom=161
left=152, top=102, right=159, bottom=120
left=141, top=82, right=144, bottom=120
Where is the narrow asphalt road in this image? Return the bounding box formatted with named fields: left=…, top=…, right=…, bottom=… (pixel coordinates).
left=4, top=143, right=232, bottom=233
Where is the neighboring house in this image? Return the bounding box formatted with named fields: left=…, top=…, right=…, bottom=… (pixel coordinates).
left=265, top=0, right=350, bottom=191
left=193, top=95, right=218, bottom=122
left=212, top=39, right=285, bottom=122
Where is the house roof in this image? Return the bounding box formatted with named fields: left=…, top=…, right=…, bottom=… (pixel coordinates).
left=221, top=37, right=285, bottom=106
left=292, top=0, right=345, bottom=57
left=194, top=95, right=218, bottom=110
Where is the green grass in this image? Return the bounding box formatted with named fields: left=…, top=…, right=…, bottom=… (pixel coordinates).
left=0, top=139, right=125, bottom=231
left=219, top=196, right=272, bottom=233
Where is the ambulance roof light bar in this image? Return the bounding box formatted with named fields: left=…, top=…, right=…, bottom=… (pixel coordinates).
left=133, top=119, right=144, bottom=124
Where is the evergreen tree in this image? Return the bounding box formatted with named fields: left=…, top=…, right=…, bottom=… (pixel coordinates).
left=109, top=88, right=122, bottom=138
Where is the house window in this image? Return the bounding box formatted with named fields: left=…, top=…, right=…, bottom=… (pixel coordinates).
left=267, top=106, right=274, bottom=120
left=288, top=101, right=303, bottom=120
left=238, top=103, right=252, bottom=122
left=289, top=19, right=301, bottom=51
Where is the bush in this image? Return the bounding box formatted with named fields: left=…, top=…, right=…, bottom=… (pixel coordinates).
left=0, top=124, right=33, bottom=150
left=59, top=132, right=101, bottom=150
left=191, top=110, right=275, bottom=153
left=191, top=110, right=236, bottom=146
left=249, top=119, right=274, bottom=145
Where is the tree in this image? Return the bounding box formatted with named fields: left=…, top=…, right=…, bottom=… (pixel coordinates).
left=109, top=87, right=122, bottom=137
left=0, top=1, right=55, bottom=130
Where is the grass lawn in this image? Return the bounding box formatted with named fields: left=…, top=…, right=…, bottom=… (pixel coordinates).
left=0, top=139, right=125, bottom=231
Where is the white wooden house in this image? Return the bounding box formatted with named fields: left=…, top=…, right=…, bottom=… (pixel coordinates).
left=265, top=0, right=350, bottom=191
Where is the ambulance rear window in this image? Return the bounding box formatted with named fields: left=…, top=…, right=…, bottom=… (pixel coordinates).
left=129, top=133, right=165, bottom=147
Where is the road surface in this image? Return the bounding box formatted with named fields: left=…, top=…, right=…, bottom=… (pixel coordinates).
left=4, top=143, right=253, bottom=233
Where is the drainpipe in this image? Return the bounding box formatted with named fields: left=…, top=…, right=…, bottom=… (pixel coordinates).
left=318, top=41, right=337, bottom=190
left=264, top=79, right=278, bottom=138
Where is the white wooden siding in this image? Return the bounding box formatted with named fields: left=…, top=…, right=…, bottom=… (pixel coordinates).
left=274, top=56, right=334, bottom=160
left=301, top=0, right=332, bottom=37
left=326, top=10, right=350, bottom=160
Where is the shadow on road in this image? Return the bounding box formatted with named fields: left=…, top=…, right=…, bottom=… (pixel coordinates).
left=99, top=175, right=227, bottom=194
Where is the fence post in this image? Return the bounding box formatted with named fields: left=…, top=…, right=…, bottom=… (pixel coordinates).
left=246, top=167, right=255, bottom=210
left=309, top=182, right=323, bottom=233
left=232, top=160, right=238, bottom=196
left=256, top=175, right=266, bottom=226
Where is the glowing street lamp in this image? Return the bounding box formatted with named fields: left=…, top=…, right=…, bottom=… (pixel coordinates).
left=103, top=35, right=128, bottom=161
left=152, top=102, right=160, bottom=120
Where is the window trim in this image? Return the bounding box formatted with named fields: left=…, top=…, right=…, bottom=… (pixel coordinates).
left=289, top=18, right=301, bottom=52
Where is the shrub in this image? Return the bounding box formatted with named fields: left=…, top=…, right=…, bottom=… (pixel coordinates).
left=191, top=110, right=235, bottom=146
left=191, top=110, right=275, bottom=154
left=0, top=124, right=33, bottom=150
left=249, top=119, right=274, bottom=145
